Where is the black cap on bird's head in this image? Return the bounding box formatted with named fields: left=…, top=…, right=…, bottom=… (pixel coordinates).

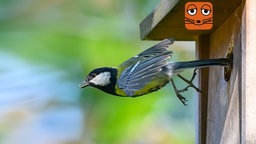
left=80, top=38, right=176, bottom=97
left=80, top=67, right=118, bottom=95
left=80, top=67, right=112, bottom=88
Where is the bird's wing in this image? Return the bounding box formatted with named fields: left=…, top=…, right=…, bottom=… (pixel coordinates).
left=117, top=51, right=172, bottom=96
left=117, top=38, right=175, bottom=74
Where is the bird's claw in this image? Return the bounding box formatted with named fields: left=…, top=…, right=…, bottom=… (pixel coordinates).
left=177, top=68, right=202, bottom=93
left=170, top=78, right=188, bottom=106
left=170, top=69, right=201, bottom=106
left=177, top=93, right=188, bottom=106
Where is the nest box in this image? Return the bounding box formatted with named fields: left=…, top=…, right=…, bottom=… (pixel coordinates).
left=140, top=0, right=256, bottom=143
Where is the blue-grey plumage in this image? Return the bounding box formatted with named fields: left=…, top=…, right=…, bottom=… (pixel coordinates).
left=80, top=38, right=232, bottom=99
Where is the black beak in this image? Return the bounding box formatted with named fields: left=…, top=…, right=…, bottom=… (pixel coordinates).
left=80, top=81, right=90, bottom=88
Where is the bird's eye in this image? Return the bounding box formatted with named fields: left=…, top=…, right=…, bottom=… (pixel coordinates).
left=92, top=73, right=97, bottom=78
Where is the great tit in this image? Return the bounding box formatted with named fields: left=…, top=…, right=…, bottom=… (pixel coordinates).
left=80, top=38, right=231, bottom=103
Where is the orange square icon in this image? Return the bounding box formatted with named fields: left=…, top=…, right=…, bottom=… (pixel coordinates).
left=185, top=2, right=213, bottom=30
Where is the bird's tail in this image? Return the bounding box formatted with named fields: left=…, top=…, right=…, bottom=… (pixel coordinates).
left=172, top=58, right=232, bottom=72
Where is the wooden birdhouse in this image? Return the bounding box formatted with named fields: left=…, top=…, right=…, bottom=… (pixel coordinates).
left=140, top=0, right=256, bottom=143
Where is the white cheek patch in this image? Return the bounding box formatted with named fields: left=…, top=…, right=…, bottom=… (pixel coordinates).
left=90, top=72, right=111, bottom=86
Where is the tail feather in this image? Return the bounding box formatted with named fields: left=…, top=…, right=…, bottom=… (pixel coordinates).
left=172, top=58, right=232, bottom=71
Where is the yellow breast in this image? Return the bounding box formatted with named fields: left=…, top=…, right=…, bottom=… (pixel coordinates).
left=115, top=76, right=168, bottom=97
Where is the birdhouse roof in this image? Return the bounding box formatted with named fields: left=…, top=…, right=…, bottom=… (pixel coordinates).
left=140, top=0, right=241, bottom=41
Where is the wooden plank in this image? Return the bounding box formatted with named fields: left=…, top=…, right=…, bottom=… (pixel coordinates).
left=241, top=0, right=256, bottom=143
left=196, top=35, right=210, bottom=144
left=206, top=5, right=242, bottom=144
left=140, top=0, right=246, bottom=143
left=140, top=0, right=180, bottom=40
left=140, top=0, right=241, bottom=41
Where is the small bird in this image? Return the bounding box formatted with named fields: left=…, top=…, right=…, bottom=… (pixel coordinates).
left=80, top=38, right=231, bottom=105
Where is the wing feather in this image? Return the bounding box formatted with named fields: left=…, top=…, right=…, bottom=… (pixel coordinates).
left=117, top=51, right=171, bottom=96
left=117, top=38, right=175, bottom=75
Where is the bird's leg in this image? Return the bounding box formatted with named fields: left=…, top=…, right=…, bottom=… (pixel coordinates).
left=177, top=69, right=202, bottom=93
left=170, top=69, right=202, bottom=105
left=170, top=78, right=188, bottom=106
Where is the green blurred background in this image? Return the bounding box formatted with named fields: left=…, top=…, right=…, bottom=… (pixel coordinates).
left=0, top=0, right=197, bottom=144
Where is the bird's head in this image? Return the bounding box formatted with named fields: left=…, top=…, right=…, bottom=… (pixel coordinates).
left=80, top=67, right=118, bottom=95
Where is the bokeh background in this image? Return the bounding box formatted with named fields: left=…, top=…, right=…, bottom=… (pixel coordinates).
left=0, top=0, right=197, bottom=144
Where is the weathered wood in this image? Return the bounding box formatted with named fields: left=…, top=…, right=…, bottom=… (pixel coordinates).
left=139, top=0, right=256, bottom=143
left=140, top=0, right=179, bottom=40
left=206, top=4, right=242, bottom=143
left=140, top=0, right=241, bottom=41
left=196, top=35, right=210, bottom=144
left=241, top=0, right=256, bottom=143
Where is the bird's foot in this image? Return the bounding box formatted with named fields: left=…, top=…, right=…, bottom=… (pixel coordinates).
left=177, top=69, right=202, bottom=93
left=170, top=69, right=201, bottom=106
left=170, top=78, right=188, bottom=106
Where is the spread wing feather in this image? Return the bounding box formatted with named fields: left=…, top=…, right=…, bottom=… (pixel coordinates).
left=117, top=38, right=175, bottom=74
left=117, top=51, right=172, bottom=96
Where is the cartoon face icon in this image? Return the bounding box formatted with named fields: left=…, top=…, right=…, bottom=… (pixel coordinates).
left=185, top=2, right=213, bottom=30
